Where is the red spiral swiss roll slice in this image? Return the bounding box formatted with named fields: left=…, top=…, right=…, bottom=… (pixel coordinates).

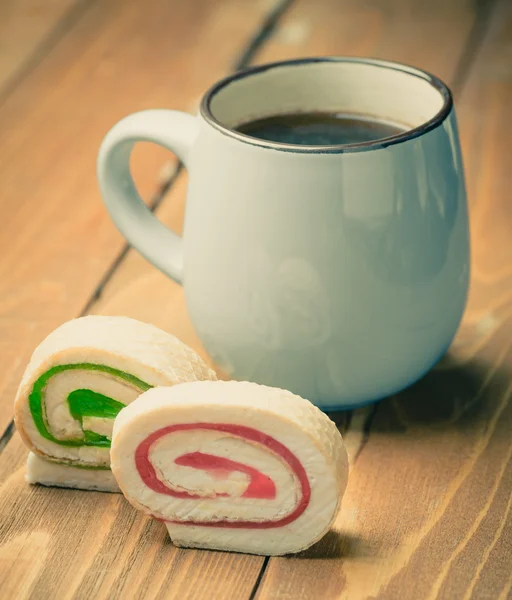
left=111, top=381, right=349, bottom=555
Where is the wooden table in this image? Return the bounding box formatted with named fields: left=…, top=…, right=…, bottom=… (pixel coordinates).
left=1, top=0, right=511, bottom=598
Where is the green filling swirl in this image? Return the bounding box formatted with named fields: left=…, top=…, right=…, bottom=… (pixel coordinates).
left=29, top=363, right=152, bottom=449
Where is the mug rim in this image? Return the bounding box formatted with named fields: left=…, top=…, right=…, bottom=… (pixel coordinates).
left=200, top=56, right=453, bottom=153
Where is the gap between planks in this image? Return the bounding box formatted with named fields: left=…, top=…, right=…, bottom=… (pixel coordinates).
left=448, top=0, right=498, bottom=97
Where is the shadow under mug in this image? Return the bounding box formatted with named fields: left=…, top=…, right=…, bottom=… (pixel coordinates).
left=97, top=57, right=470, bottom=411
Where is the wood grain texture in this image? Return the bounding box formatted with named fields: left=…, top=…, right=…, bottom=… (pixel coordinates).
left=0, top=0, right=80, bottom=95
left=0, top=0, right=281, bottom=434
left=1, top=0, right=511, bottom=599
left=254, top=1, right=512, bottom=599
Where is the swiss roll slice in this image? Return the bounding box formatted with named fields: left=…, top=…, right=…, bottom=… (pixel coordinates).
left=14, top=316, right=217, bottom=491
left=111, top=381, right=349, bottom=555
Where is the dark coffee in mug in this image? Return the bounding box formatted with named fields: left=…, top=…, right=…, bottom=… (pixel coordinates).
left=235, top=112, right=407, bottom=146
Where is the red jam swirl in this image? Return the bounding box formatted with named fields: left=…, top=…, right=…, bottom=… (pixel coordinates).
left=135, top=423, right=311, bottom=529
left=174, top=452, right=277, bottom=499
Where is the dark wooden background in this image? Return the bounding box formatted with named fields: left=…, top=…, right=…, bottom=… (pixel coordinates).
left=0, top=0, right=511, bottom=598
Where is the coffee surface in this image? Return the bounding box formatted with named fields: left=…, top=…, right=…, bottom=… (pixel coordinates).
left=235, top=112, right=407, bottom=146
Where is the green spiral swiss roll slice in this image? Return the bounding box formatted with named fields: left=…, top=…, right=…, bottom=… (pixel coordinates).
left=14, top=316, right=217, bottom=491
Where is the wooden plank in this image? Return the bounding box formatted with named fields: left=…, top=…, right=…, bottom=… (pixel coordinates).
left=0, top=0, right=79, bottom=95
left=0, top=0, right=283, bottom=435
left=253, top=1, right=512, bottom=599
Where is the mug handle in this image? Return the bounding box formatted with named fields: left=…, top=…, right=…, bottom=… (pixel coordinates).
left=97, top=109, right=198, bottom=284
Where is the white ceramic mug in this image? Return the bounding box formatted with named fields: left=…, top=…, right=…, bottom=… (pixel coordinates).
left=97, top=57, right=469, bottom=410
